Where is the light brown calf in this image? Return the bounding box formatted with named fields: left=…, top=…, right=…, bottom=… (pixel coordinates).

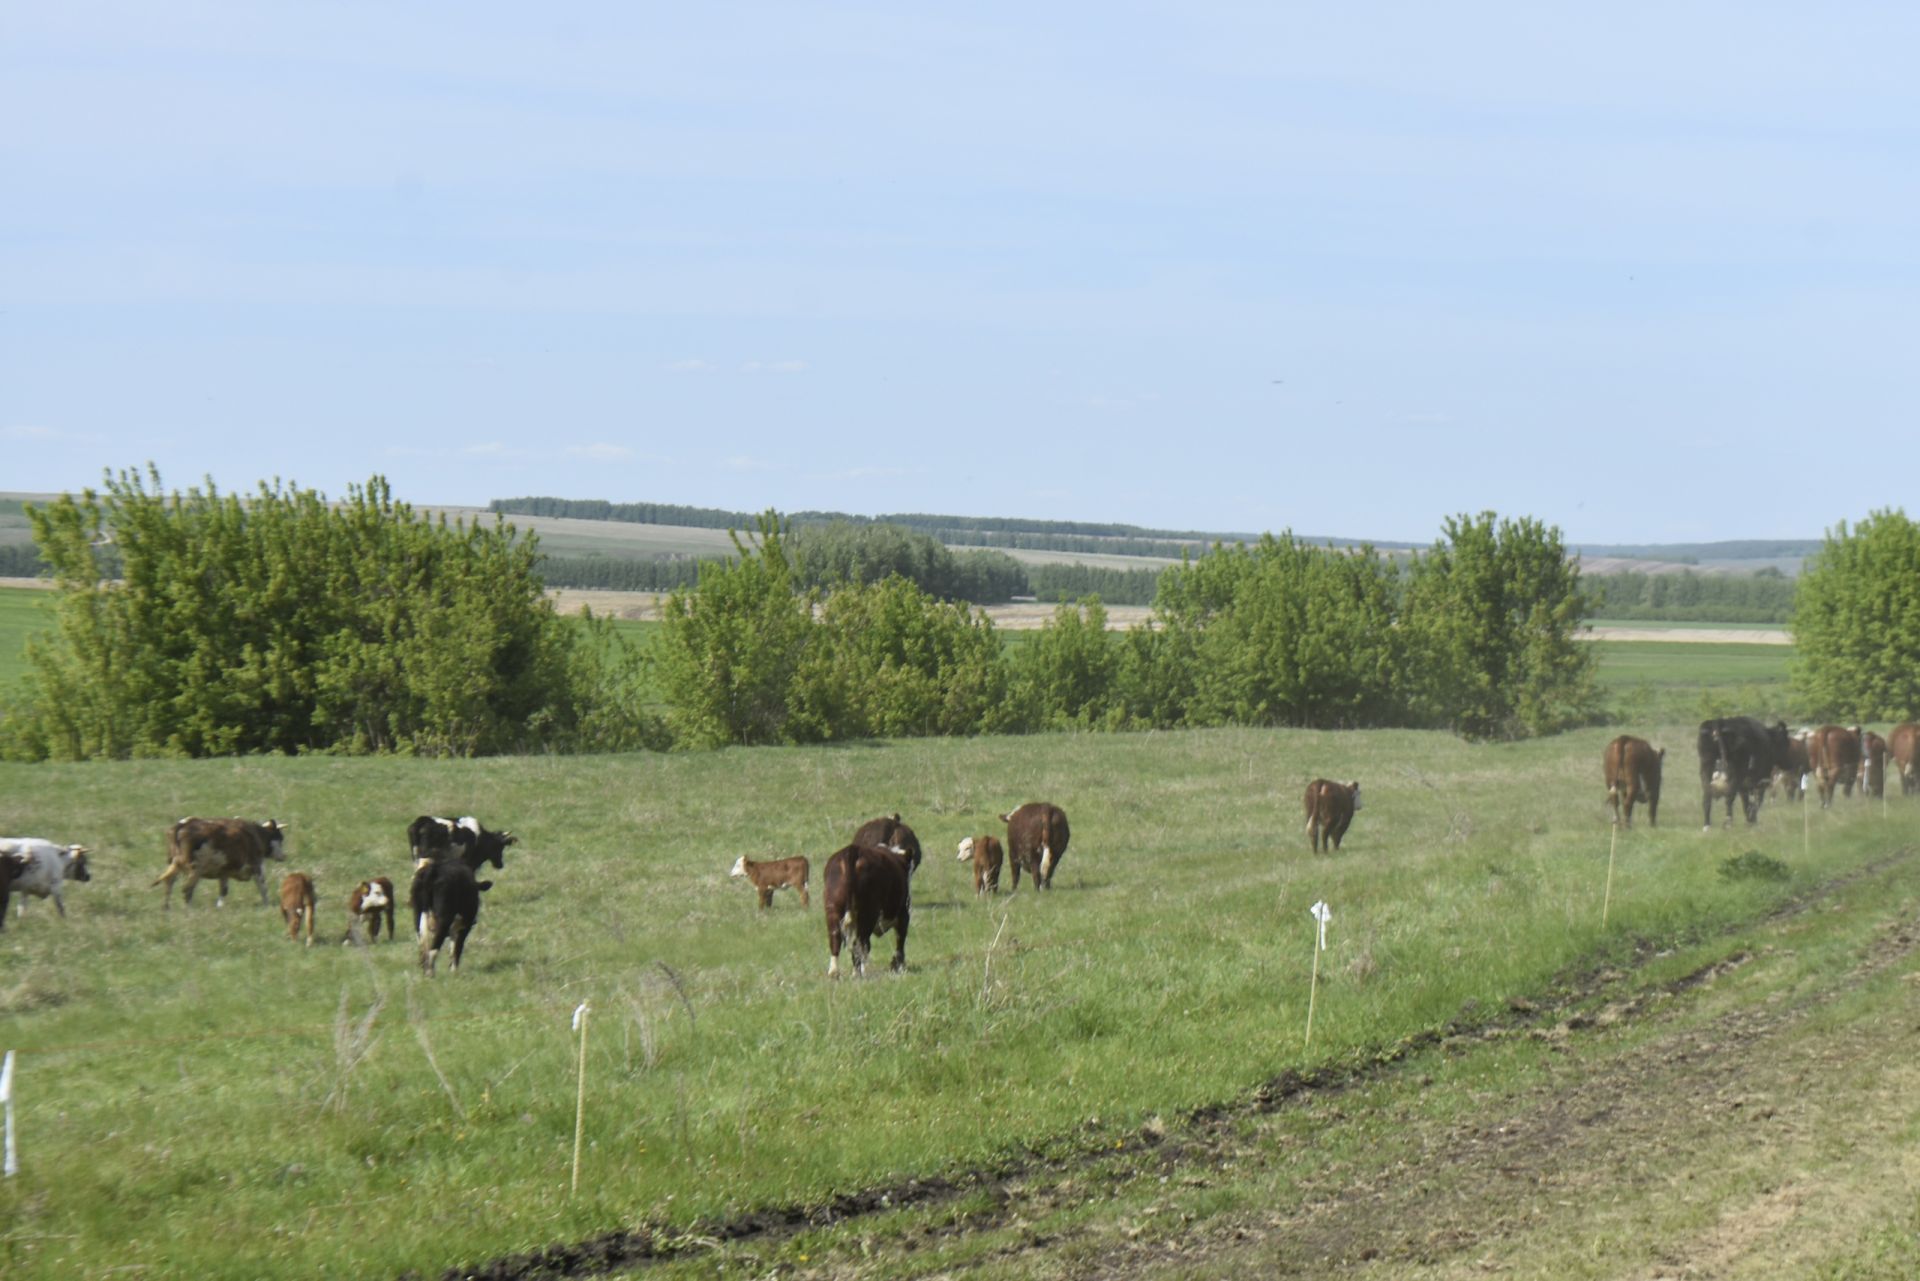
left=279, top=872, right=317, bottom=946
left=1807, top=725, right=1862, bottom=808
left=730, top=855, right=811, bottom=908
left=955, top=834, right=1004, bottom=895
left=1603, top=734, right=1664, bottom=827
left=1891, top=722, right=1920, bottom=796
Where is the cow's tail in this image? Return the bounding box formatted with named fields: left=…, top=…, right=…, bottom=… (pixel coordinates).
left=1040, top=844, right=1055, bottom=882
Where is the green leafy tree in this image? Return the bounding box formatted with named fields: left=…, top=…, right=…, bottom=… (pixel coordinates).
left=1007, top=597, right=1124, bottom=731
left=651, top=513, right=815, bottom=748
left=1790, top=509, right=1920, bottom=720
left=6, top=467, right=642, bottom=759
left=1401, top=512, right=1599, bottom=739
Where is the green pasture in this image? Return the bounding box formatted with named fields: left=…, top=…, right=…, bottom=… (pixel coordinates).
left=1, top=719, right=1914, bottom=1279
left=0, top=586, right=51, bottom=687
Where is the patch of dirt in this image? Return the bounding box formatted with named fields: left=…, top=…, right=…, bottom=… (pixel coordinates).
left=418, top=849, right=1920, bottom=1281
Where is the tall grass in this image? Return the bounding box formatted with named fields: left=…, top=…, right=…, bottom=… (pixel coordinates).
left=0, top=719, right=1908, bottom=1279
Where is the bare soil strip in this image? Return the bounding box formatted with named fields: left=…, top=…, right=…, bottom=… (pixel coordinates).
left=418, top=850, right=1918, bottom=1281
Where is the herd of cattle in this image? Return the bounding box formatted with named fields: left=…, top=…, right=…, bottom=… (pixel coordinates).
left=1603, top=718, right=1920, bottom=829
left=2, top=724, right=1895, bottom=975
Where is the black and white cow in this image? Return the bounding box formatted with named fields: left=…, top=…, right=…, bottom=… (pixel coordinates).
left=407, top=815, right=517, bottom=871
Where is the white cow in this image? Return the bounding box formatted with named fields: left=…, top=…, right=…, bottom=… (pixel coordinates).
left=0, top=838, right=93, bottom=918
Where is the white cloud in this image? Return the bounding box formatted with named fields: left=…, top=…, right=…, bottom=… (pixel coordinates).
left=565, top=443, right=634, bottom=462
left=741, top=359, right=808, bottom=374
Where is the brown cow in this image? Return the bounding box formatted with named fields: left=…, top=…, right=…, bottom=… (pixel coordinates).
left=1772, top=730, right=1811, bottom=803
left=1859, top=727, right=1889, bottom=800
left=823, top=843, right=912, bottom=977
left=153, top=817, right=289, bottom=908
left=1003, top=803, right=1070, bottom=890
left=851, top=814, right=923, bottom=875
left=1891, top=722, right=1920, bottom=796
left=343, top=876, right=396, bottom=944
left=1304, top=780, right=1361, bottom=853
left=730, top=855, right=811, bottom=908
left=1603, top=735, right=1664, bottom=828
left=1807, top=725, right=1862, bottom=808
left=279, top=872, right=317, bottom=946
left=955, top=834, right=1004, bottom=895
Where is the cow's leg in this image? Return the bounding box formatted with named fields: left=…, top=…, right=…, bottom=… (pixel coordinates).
left=851, top=928, right=871, bottom=978
left=183, top=870, right=202, bottom=905
left=51, top=888, right=66, bottom=918
left=758, top=886, right=773, bottom=910
left=891, top=912, right=909, bottom=972
left=257, top=872, right=271, bottom=908
left=449, top=917, right=468, bottom=973
left=420, top=912, right=441, bottom=975
left=797, top=883, right=810, bottom=908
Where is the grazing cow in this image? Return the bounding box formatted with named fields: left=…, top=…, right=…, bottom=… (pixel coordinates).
left=0, top=839, right=94, bottom=918
left=1603, top=736, right=1664, bottom=828
left=1891, top=722, right=1920, bottom=796
left=1697, top=718, right=1792, bottom=828
left=1003, top=802, right=1071, bottom=889
left=1858, top=727, right=1889, bottom=800
left=730, top=855, right=811, bottom=908
left=407, top=815, right=517, bottom=871
left=1772, top=730, right=1811, bottom=803
left=823, top=843, right=912, bottom=977
left=153, top=817, right=288, bottom=908
left=1806, top=724, right=1863, bottom=809
left=412, top=858, right=493, bottom=976
left=279, top=873, right=318, bottom=946
left=851, top=814, right=923, bottom=875
left=343, top=877, right=396, bottom=944
left=1303, top=780, right=1361, bottom=853
left=956, top=834, right=1005, bottom=895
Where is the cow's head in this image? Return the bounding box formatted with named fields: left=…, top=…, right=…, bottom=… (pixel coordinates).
left=63, top=846, right=92, bottom=882
left=261, top=821, right=289, bottom=861
left=1347, top=781, right=1362, bottom=812
left=729, top=856, right=749, bottom=879
left=358, top=880, right=390, bottom=912
left=956, top=837, right=975, bottom=862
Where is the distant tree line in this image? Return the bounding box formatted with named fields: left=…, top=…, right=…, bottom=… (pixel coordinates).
left=1585, top=569, right=1796, bottom=623
left=1027, top=562, right=1164, bottom=605
left=654, top=512, right=1600, bottom=747
left=0, top=544, right=46, bottom=576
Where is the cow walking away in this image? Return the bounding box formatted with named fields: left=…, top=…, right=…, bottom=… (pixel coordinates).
left=279, top=873, right=318, bottom=946
left=823, top=842, right=913, bottom=977
left=730, top=855, right=811, bottom=908
left=1772, top=730, right=1811, bottom=803
left=1698, top=718, right=1791, bottom=829
left=851, top=814, right=923, bottom=875
left=1891, top=722, right=1920, bottom=796
left=1859, top=727, right=1889, bottom=800
left=1603, top=736, right=1664, bottom=828
left=1806, top=724, right=1863, bottom=809
left=956, top=834, right=1004, bottom=895
left=1002, top=802, right=1070, bottom=889
left=412, top=858, right=492, bottom=976
left=1304, top=780, right=1361, bottom=852
left=0, top=850, right=25, bottom=928
left=154, top=817, right=288, bottom=908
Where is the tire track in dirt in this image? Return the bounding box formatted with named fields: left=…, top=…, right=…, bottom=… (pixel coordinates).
left=414, top=849, right=1918, bottom=1281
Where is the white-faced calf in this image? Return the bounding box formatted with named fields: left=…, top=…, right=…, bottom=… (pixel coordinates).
left=955, top=835, right=1004, bottom=895
left=729, top=855, right=811, bottom=908
left=343, top=876, right=396, bottom=944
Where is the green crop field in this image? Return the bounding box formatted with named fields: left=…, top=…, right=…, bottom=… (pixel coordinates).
left=0, top=713, right=1912, bottom=1278
left=0, top=586, right=51, bottom=687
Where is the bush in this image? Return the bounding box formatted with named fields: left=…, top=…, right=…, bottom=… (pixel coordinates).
left=1791, top=509, right=1920, bottom=720
left=4, top=469, right=650, bottom=759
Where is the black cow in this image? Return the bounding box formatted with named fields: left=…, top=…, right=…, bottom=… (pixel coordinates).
left=823, top=843, right=912, bottom=978
left=407, top=815, right=517, bottom=871
left=1698, top=717, right=1792, bottom=829
left=411, top=858, right=493, bottom=976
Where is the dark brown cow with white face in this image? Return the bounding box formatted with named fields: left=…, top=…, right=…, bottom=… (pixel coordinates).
left=153, top=817, right=287, bottom=908
left=1891, top=722, right=1920, bottom=796
left=1603, top=736, right=1664, bottom=828
left=1807, top=724, right=1863, bottom=808
left=1304, top=780, right=1360, bottom=852
left=1002, top=803, right=1070, bottom=889
left=823, top=843, right=912, bottom=978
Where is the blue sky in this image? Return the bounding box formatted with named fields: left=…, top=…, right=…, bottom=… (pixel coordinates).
left=6, top=3, right=1919, bottom=544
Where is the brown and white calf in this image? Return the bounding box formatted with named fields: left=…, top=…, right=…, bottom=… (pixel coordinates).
left=1603, top=735, right=1664, bottom=827
left=1891, top=722, right=1920, bottom=797
left=955, top=835, right=1004, bottom=895
left=153, top=817, right=288, bottom=908
left=730, top=855, right=811, bottom=908
left=343, top=877, right=396, bottom=943
left=1304, top=780, right=1361, bottom=853
left=823, top=843, right=912, bottom=978
left=279, top=872, right=318, bottom=946
left=1807, top=725, right=1862, bottom=808
left=0, top=839, right=92, bottom=919
left=1002, top=803, right=1070, bottom=890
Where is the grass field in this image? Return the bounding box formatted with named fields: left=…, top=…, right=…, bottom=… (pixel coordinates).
left=0, top=716, right=1912, bottom=1279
